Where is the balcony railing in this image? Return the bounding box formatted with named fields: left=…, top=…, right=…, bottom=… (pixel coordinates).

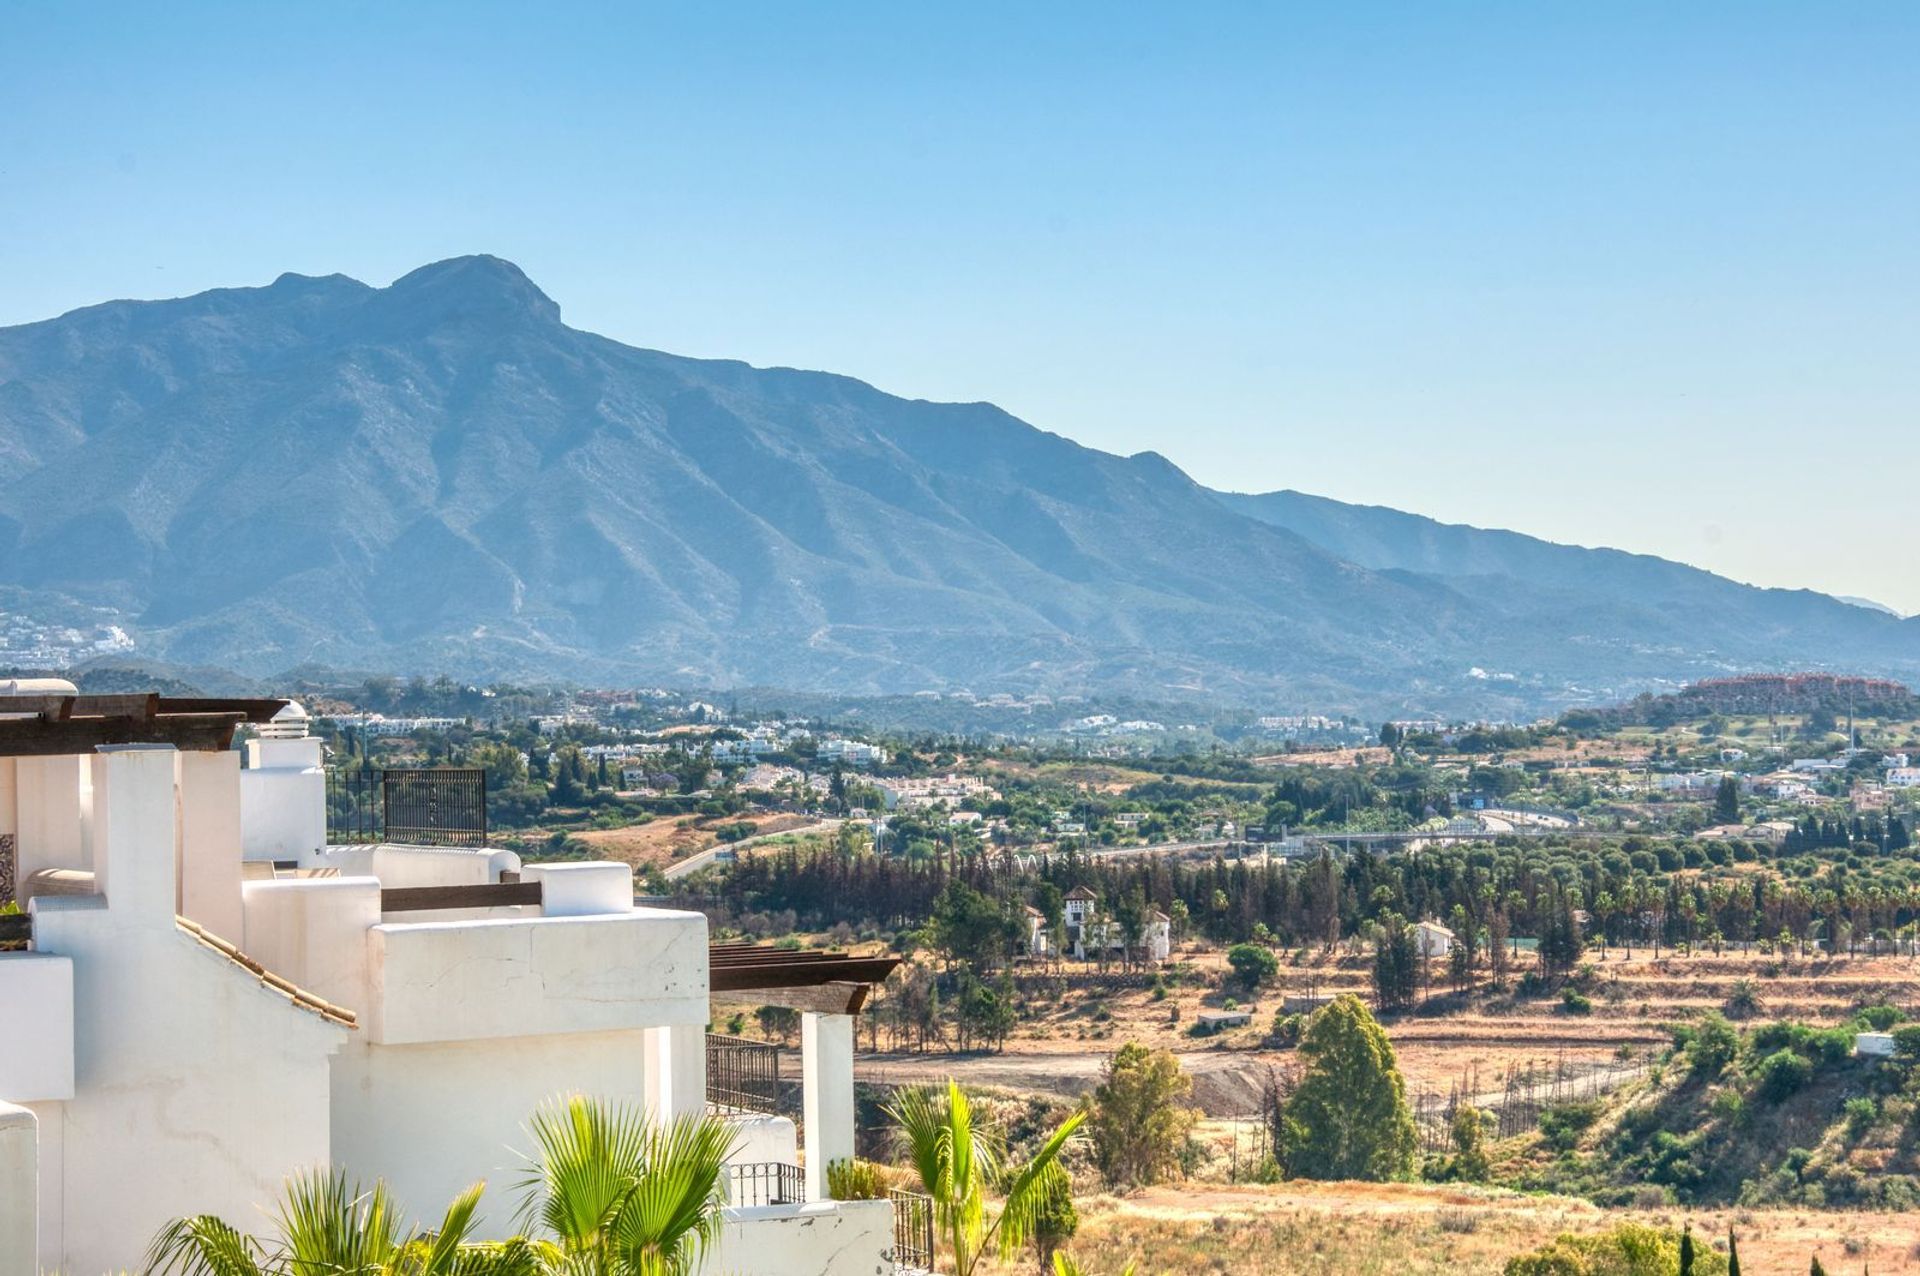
left=889, top=1188, right=935, bottom=1274
left=726, top=1160, right=804, bottom=1207
left=706, top=1032, right=784, bottom=1116
left=326, top=766, right=488, bottom=847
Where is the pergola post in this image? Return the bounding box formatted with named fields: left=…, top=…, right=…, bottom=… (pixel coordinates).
left=644, top=1022, right=707, bottom=1121
left=801, top=1011, right=855, bottom=1201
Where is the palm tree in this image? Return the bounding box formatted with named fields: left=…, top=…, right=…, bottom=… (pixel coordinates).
left=145, top=1167, right=544, bottom=1276
left=887, top=1079, right=1085, bottom=1276
left=512, top=1095, right=738, bottom=1276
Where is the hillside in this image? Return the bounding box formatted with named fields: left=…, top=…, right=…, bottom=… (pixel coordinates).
left=2, top=256, right=1917, bottom=712
left=1216, top=489, right=1920, bottom=692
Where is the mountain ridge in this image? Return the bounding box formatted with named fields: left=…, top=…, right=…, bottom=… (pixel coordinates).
left=2, top=255, right=1914, bottom=715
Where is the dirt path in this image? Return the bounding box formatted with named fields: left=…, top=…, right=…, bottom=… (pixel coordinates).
left=857, top=1049, right=1274, bottom=1114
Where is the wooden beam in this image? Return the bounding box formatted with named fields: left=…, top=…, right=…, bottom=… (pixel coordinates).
left=69, top=693, right=161, bottom=719
left=708, top=956, right=900, bottom=993
left=712, top=981, right=872, bottom=1015
left=380, top=882, right=544, bottom=912
left=0, top=693, right=270, bottom=721
left=158, top=697, right=291, bottom=723
left=0, top=712, right=248, bottom=756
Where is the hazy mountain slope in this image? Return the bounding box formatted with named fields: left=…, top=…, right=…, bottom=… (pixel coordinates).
left=1214, top=488, right=1917, bottom=673
left=0, top=257, right=1482, bottom=703
left=1, top=256, right=1913, bottom=713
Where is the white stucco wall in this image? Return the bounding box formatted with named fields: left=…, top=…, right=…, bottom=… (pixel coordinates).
left=522, top=860, right=634, bottom=915
left=0, top=953, right=74, bottom=1102
left=330, top=1027, right=661, bottom=1237
left=802, top=1013, right=855, bottom=1202
left=724, top=1113, right=799, bottom=1167
left=178, top=750, right=245, bottom=942
left=29, top=900, right=347, bottom=1272
left=11, top=755, right=90, bottom=884
left=0, top=1101, right=35, bottom=1276
left=365, top=908, right=709, bottom=1044
left=240, top=736, right=326, bottom=864
left=26, top=748, right=348, bottom=1274
left=697, top=1199, right=895, bottom=1276
left=243, top=876, right=382, bottom=1011
left=319, top=843, right=501, bottom=888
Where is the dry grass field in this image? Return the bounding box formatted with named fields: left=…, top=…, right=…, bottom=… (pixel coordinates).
left=570, top=811, right=820, bottom=869
left=1045, top=1181, right=1920, bottom=1275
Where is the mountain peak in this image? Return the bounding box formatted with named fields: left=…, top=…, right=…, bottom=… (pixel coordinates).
left=381, top=255, right=561, bottom=325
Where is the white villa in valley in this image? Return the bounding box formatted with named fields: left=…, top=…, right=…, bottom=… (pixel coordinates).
left=1061, top=886, right=1171, bottom=964
left=0, top=687, right=913, bottom=1276
left=1413, top=920, right=1456, bottom=959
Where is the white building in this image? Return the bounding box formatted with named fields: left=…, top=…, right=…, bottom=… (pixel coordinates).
left=1059, top=888, right=1169, bottom=963
left=876, top=774, right=996, bottom=811
left=0, top=692, right=902, bottom=1275
left=816, top=739, right=886, bottom=767
left=1413, top=921, right=1455, bottom=959
left=1887, top=767, right=1920, bottom=789
left=1654, top=771, right=1726, bottom=792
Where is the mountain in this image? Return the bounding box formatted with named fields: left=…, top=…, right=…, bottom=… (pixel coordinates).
left=0, top=256, right=1914, bottom=714
left=1214, top=489, right=1920, bottom=692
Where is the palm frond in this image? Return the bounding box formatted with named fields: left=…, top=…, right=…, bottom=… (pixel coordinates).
left=513, top=1094, right=649, bottom=1251
left=994, top=1109, right=1087, bottom=1254
left=276, top=1168, right=405, bottom=1276
left=608, top=1113, right=737, bottom=1276
left=404, top=1181, right=488, bottom=1276
left=144, top=1216, right=269, bottom=1276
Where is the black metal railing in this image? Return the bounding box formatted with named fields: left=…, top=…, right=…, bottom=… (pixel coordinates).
left=889, top=1188, right=935, bottom=1273
left=726, top=1161, right=804, bottom=1207
left=326, top=767, right=488, bottom=847
left=706, top=1033, right=783, bottom=1115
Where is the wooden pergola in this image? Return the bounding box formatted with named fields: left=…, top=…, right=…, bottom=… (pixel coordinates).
left=0, top=694, right=290, bottom=756
left=708, top=942, right=900, bottom=1015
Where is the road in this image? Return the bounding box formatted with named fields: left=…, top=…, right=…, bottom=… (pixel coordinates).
left=663, top=818, right=845, bottom=880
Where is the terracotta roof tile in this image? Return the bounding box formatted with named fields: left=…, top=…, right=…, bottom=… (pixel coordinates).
left=176, top=916, right=357, bottom=1028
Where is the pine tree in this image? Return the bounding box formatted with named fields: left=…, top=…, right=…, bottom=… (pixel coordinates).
left=1277, top=995, right=1416, bottom=1180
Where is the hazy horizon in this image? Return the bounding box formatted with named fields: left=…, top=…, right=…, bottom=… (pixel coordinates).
left=5, top=3, right=1916, bottom=610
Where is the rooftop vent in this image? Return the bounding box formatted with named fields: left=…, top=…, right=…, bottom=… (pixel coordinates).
left=257, top=700, right=311, bottom=740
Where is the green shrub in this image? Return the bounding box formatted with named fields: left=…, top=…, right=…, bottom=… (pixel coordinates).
left=1538, top=1099, right=1602, bottom=1151
left=1268, top=1011, right=1306, bottom=1047
left=1503, top=1222, right=1728, bottom=1275
left=1687, top=1013, right=1739, bottom=1077
left=826, top=1158, right=890, bottom=1201
left=1855, top=1003, right=1904, bottom=1032
left=1890, top=1024, right=1920, bottom=1061
left=1226, top=943, right=1279, bottom=988
left=1755, top=1049, right=1812, bottom=1103
left=1844, top=1096, right=1878, bottom=1138
left=1748, top=1020, right=1806, bottom=1055
left=1806, top=1028, right=1853, bottom=1066
left=1562, top=989, right=1593, bottom=1016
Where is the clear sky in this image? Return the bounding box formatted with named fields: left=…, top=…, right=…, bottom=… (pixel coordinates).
left=5, top=3, right=1917, bottom=610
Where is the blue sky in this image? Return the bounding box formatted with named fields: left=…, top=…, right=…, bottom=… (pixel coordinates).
left=5, top=2, right=1918, bottom=609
